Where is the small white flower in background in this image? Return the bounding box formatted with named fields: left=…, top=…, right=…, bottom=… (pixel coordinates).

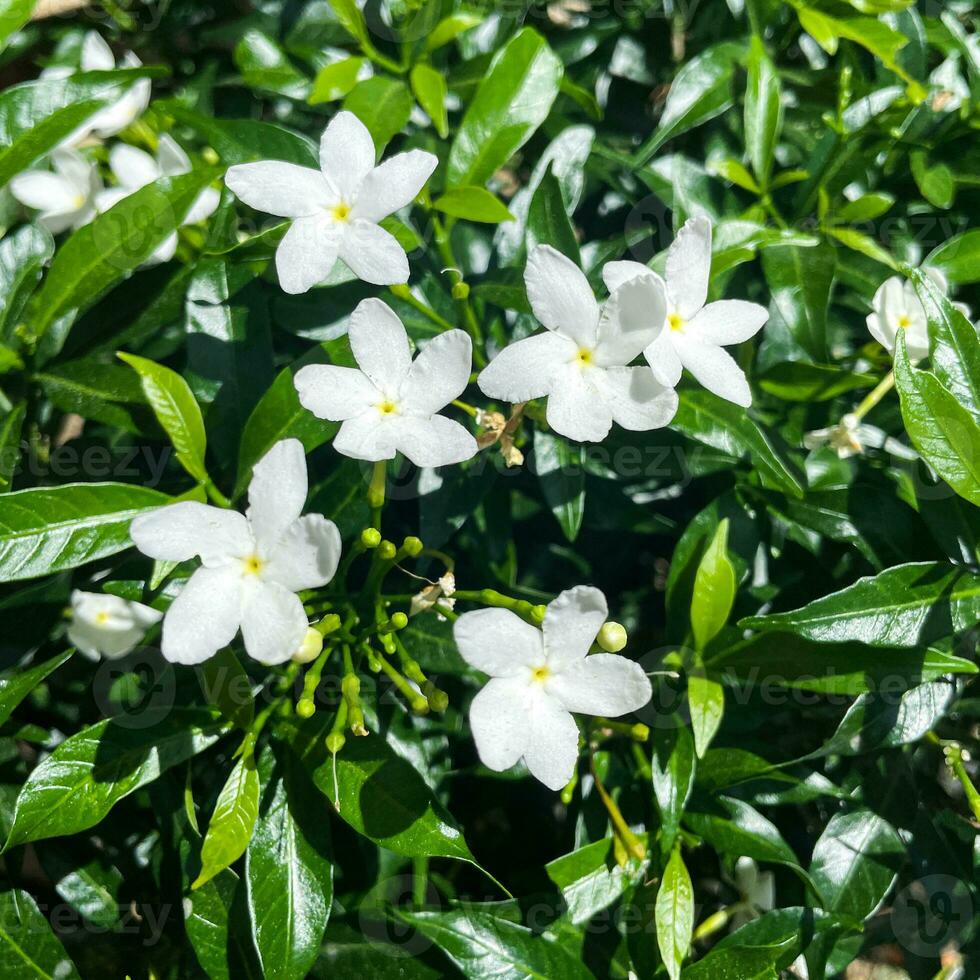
left=225, top=111, right=437, bottom=294
left=96, top=135, right=220, bottom=263
left=729, top=857, right=775, bottom=930
left=477, top=245, right=677, bottom=443
left=130, top=439, right=341, bottom=666
left=604, top=215, right=769, bottom=408
left=44, top=32, right=152, bottom=142
left=10, top=149, right=102, bottom=233
left=295, top=298, right=478, bottom=468
left=68, top=590, right=162, bottom=661
left=453, top=586, right=652, bottom=790
left=803, top=413, right=918, bottom=462
left=866, top=268, right=971, bottom=363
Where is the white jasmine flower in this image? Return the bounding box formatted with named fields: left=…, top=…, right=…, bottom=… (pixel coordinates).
left=130, top=439, right=341, bottom=666
left=804, top=413, right=918, bottom=462
left=224, top=111, right=437, bottom=294
left=45, top=32, right=152, bottom=143
left=96, top=136, right=220, bottom=263
left=10, top=149, right=102, bottom=233
left=453, top=586, right=652, bottom=790
left=866, top=268, right=970, bottom=363
left=68, top=590, right=162, bottom=661
left=730, top=857, right=775, bottom=930
left=604, top=216, right=769, bottom=407
left=477, top=245, right=677, bottom=443
left=294, top=298, right=478, bottom=467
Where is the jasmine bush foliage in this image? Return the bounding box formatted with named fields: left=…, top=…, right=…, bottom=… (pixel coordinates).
left=2, top=1, right=980, bottom=979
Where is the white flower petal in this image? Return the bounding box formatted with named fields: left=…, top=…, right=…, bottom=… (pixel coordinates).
left=543, top=585, right=608, bottom=667
left=390, top=415, right=477, bottom=468
left=453, top=608, right=544, bottom=676
left=478, top=332, right=575, bottom=403
left=240, top=581, right=308, bottom=666
left=96, top=187, right=130, bottom=213
left=161, top=567, right=243, bottom=665
left=184, top=186, right=221, bottom=225
left=148, top=232, right=178, bottom=265
left=264, top=514, right=342, bottom=592
left=401, top=329, right=472, bottom=416
left=275, top=215, right=342, bottom=294
left=353, top=149, right=438, bottom=223
left=523, top=691, right=580, bottom=790
left=596, top=272, right=667, bottom=366
left=643, top=329, right=684, bottom=388
left=294, top=364, right=378, bottom=420
left=601, top=259, right=655, bottom=294
left=666, top=215, right=712, bottom=318
left=549, top=654, right=652, bottom=716
left=545, top=366, right=612, bottom=443
left=90, top=81, right=151, bottom=138
left=130, top=502, right=252, bottom=565
left=596, top=366, right=678, bottom=431
left=320, top=110, right=376, bottom=201
left=687, top=299, right=768, bottom=346
left=225, top=161, right=331, bottom=218
left=109, top=144, right=159, bottom=190
left=67, top=591, right=161, bottom=660
left=81, top=31, right=115, bottom=71
left=525, top=245, right=599, bottom=347
left=332, top=412, right=399, bottom=461
left=156, top=134, right=191, bottom=177
left=675, top=334, right=753, bottom=407
left=339, top=219, right=409, bottom=285
left=469, top=676, right=530, bottom=772
left=10, top=172, right=80, bottom=215
left=52, top=149, right=95, bottom=191
left=348, top=298, right=412, bottom=394
left=247, top=438, right=308, bottom=553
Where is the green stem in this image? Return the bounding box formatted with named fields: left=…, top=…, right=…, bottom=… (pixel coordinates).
left=413, top=856, right=428, bottom=907
left=389, top=286, right=455, bottom=332
left=368, top=461, right=386, bottom=528
left=431, top=216, right=486, bottom=367
left=591, top=753, right=645, bottom=860
left=204, top=478, right=231, bottom=508
left=853, top=370, right=895, bottom=421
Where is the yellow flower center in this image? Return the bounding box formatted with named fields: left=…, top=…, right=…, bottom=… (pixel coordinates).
left=531, top=665, right=551, bottom=683
left=331, top=202, right=352, bottom=222
left=575, top=348, right=593, bottom=366
left=378, top=399, right=398, bottom=415
left=95, top=611, right=110, bottom=624
left=668, top=312, right=685, bottom=332
left=242, top=555, right=264, bottom=576
left=897, top=314, right=911, bottom=329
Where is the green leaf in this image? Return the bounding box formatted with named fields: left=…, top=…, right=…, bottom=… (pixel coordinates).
left=757, top=362, right=875, bottom=401
left=234, top=29, right=309, bottom=99
left=396, top=906, right=594, bottom=980
left=827, top=226, right=898, bottom=270
left=0, top=887, right=81, bottom=980
left=0, top=0, right=35, bottom=54
left=526, top=166, right=579, bottom=260
left=433, top=186, right=514, bottom=224
left=327, top=0, right=370, bottom=47
left=690, top=519, right=736, bottom=651
left=0, top=481, right=171, bottom=583
left=533, top=428, right=585, bottom=542
left=740, top=561, right=980, bottom=648
left=309, top=56, right=365, bottom=105
left=651, top=724, right=696, bottom=857
left=680, top=942, right=790, bottom=980
left=448, top=28, right=562, bottom=188
left=27, top=170, right=220, bottom=353
left=410, top=62, right=449, bottom=138
left=196, top=649, right=255, bottom=731
left=657, top=846, right=694, bottom=980
left=246, top=750, right=333, bottom=980
left=0, top=222, right=53, bottom=342
left=926, top=229, right=980, bottom=285
left=194, top=754, right=260, bottom=889
left=425, top=12, right=483, bottom=52
left=688, top=667, right=725, bottom=758
left=894, top=336, right=980, bottom=506
left=0, top=652, right=72, bottom=729
left=808, top=810, right=904, bottom=921
left=184, top=869, right=238, bottom=980
left=684, top=797, right=797, bottom=867
left=119, top=352, right=208, bottom=484
left=342, top=77, right=412, bottom=154
left=744, top=36, right=782, bottom=188
left=0, top=401, right=26, bottom=491
left=911, top=152, right=954, bottom=209
left=4, top=710, right=224, bottom=848
left=672, top=390, right=805, bottom=499
left=634, top=42, right=741, bottom=166
left=761, top=243, right=834, bottom=362
left=293, top=721, right=474, bottom=863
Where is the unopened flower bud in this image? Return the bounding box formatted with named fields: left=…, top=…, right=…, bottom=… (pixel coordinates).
left=326, top=732, right=345, bottom=754
left=401, top=535, right=423, bottom=557
left=597, top=621, right=628, bottom=653
left=390, top=611, right=408, bottom=630
left=378, top=539, right=397, bottom=560
left=360, top=527, right=382, bottom=549
left=292, top=627, right=323, bottom=664
left=411, top=695, right=430, bottom=715
left=451, top=281, right=470, bottom=300
left=296, top=698, right=316, bottom=719
left=315, top=613, right=342, bottom=637
left=424, top=683, right=449, bottom=713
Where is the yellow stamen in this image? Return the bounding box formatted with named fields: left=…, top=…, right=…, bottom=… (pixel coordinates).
left=897, top=314, right=911, bottom=329
left=95, top=611, right=110, bottom=624
left=575, top=348, right=593, bottom=366
left=243, top=555, right=263, bottom=575
left=668, top=312, right=685, bottom=332
left=531, top=665, right=550, bottom=683
left=331, top=203, right=352, bottom=222
left=378, top=400, right=398, bottom=415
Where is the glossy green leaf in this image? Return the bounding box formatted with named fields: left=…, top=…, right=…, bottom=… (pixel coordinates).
left=744, top=37, right=781, bottom=187
left=448, top=28, right=562, bottom=188
left=690, top=518, right=736, bottom=650
left=757, top=362, right=875, bottom=401
left=119, top=352, right=208, bottom=484
left=688, top=667, right=724, bottom=758
left=433, top=186, right=513, bottom=224
left=0, top=651, right=72, bottom=729
left=309, top=56, right=365, bottom=104
left=194, top=754, right=260, bottom=889
left=761, top=243, right=834, bottom=362
left=684, top=797, right=797, bottom=867
left=4, top=710, right=225, bottom=848
left=526, top=166, right=579, bottom=261
left=926, top=230, right=980, bottom=285
left=36, top=357, right=150, bottom=434
left=651, top=724, right=696, bottom=857
left=425, top=12, right=482, bottom=51
left=410, top=62, right=449, bottom=138
left=0, top=887, right=81, bottom=979
left=0, top=401, right=25, bottom=491
left=0, top=222, right=53, bottom=341
left=0, top=0, right=35, bottom=53
left=234, top=29, right=309, bottom=99
left=657, top=846, right=694, bottom=980
left=0, top=481, right=170, bottom=583
left=533, top=428, right=585, bottom=542
left=196, top=648, right=255, bottom=731
left=342, top=77, right=412, bottom=154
